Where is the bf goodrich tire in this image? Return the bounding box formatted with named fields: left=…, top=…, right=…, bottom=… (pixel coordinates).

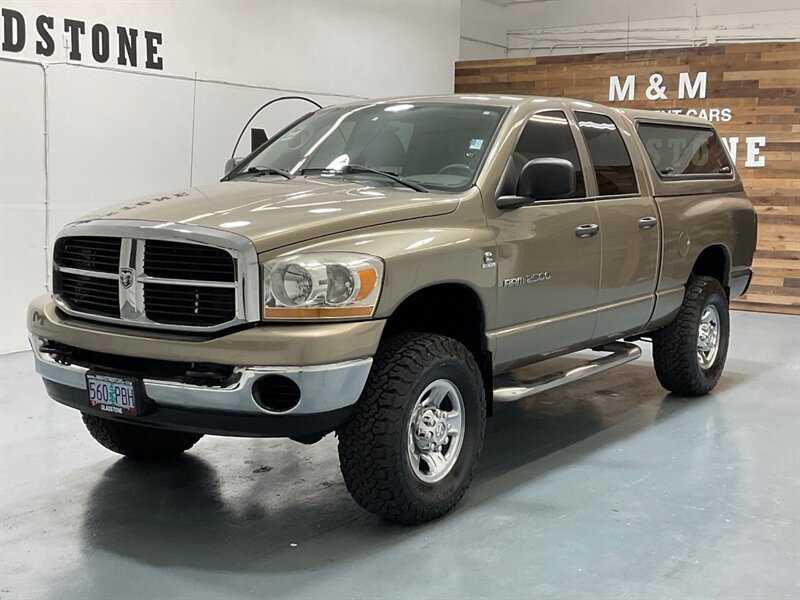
left=82, top=413, right=203, bottom=460
left=653, top=275, right=730, bottom=396
left=337, top=333, right=486, bottom=524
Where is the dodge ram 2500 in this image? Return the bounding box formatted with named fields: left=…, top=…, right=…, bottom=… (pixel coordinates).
left=28, top=95, right=756, bottom=523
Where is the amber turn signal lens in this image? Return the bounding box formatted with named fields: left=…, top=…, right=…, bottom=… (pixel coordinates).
left=355, top=268, right=378, bottom=301
left=263, top=306, right=374, bottom=319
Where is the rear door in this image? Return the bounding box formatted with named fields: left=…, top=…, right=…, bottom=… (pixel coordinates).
left=572, top=110, right=660, bottom=339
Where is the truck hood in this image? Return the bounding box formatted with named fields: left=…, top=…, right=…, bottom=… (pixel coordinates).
left=81, top=178, right=462, bottom=252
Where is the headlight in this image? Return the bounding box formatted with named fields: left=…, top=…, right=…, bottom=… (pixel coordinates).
left=262, top=253, right=383, bottom=319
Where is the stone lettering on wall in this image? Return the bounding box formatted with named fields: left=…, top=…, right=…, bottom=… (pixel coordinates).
left=1, top=8, right=164, bottom=70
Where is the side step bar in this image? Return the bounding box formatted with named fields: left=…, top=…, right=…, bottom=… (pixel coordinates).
left=493, top=342, right=642, bottom=403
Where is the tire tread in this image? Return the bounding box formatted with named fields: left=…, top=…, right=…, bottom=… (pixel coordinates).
left=82, top=413, right=202, bottom=460
left=652, top=275, right=728, bottom=396
left=338, top=333, right=485, bottom=524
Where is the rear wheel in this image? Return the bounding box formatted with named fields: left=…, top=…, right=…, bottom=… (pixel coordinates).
left=337, top=333, right=486, bottom=524
left=652, top=275, right=730, bottom=396
left=82, top=413, right=203, bottom=460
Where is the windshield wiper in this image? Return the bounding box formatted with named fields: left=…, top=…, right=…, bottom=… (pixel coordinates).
left=230, top=166, right=294, bottom=180
left=301, top=164, right=429, bottom=193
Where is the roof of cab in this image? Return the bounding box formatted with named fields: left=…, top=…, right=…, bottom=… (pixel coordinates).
left=333, top=94, right=713, bottom=126
left=610, top=106, right=712, bottom=127
left=335, top=93, right=533, bottom=109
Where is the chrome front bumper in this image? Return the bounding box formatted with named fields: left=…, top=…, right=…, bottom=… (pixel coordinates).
left=30, top=335, right=372, bottom=416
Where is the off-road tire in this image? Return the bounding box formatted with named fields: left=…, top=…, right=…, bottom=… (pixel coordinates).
left=82, top=413, right=203, bottom=460
left=652, top=275, right=730, bottom=396
left=337, top=333, right=486, bottom=524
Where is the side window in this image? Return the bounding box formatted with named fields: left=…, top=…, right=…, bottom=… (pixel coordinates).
left=510, top=110, right=585, bottom=199
left=575, top=112, right=638, bottom=196
left=637, top=123, right=733, bottom=178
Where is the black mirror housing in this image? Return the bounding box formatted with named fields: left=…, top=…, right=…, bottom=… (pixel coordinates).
left=518, top=157, right=576, bottom=199
left=497, top=157, right=577, bottom=209
left=224, top=157, right=244, bottom=175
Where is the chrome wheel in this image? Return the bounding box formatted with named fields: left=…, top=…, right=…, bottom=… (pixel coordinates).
left=406, top=379, right=465, bottom=483
left=697, top=304, right=721, bottom=370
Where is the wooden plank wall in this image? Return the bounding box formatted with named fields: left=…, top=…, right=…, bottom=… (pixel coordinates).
left=455, top=42, right=800, bottom=315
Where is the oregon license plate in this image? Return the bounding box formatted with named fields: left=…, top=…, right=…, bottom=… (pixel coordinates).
left=86, top=373, right=139, bottom=416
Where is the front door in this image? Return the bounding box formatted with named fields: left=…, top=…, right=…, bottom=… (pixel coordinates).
left=488, top=110, right=601, bottom=372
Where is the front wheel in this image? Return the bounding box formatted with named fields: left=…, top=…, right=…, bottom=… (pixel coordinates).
left=337, top=333, right=486, bottom=524
left=82, top=413, right=203, bottom=460
left=652, top=275, right=730, bottom=396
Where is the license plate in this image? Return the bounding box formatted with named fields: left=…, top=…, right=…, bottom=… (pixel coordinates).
left=86, top=373, right=139, bottom=416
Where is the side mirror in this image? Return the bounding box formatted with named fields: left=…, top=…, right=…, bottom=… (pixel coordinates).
left=497, top=158, right=576, bottom=209
left=224, top=157, right=244, bottom=175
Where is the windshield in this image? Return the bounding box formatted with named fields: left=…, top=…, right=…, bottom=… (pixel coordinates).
left=236, top=102, right=506, bottom=192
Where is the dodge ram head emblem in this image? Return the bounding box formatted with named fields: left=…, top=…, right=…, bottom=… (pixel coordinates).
left=119, top=268, right=134, bottom=289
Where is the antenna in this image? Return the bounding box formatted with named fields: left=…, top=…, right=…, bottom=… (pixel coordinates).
left=230, top=95, right=323, bottom=159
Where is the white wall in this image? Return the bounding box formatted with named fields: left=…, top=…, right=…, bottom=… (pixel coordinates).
left=0, top=61, right=47, bottom=354
left=460, top=0, right=800, bottom=58
left=0, top=0, right=460, bottom=354
left=460, top=0, right=506, bottom=60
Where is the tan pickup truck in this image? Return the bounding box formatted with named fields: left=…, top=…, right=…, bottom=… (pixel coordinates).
left=28, top=95, right=756, bottom=523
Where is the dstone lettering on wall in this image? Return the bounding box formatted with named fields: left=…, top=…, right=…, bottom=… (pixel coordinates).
left=0, top=8, right=163, bottom=70
left=608, top=70, right=767, bottom=168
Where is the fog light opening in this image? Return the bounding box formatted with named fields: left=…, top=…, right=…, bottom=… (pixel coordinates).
left=252, top=375, right=301, bottom=413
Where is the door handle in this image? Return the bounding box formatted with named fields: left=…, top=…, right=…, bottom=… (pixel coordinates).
left=575, top=223, right=599, bottom=238
left=638, top=216, right=658, bottom=230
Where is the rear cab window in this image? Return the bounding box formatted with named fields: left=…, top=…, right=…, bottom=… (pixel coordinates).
left=636, top=122, right=733, bottom=179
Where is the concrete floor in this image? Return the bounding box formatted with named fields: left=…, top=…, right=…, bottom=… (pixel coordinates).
left=1, top=311, right=798, bottom=600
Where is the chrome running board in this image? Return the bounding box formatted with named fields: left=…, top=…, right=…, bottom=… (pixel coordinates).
left=493, top=342, right=642, bottom=403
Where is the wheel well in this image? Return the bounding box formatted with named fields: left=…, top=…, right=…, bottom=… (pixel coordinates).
left=383, top=284, right=493, bottom=414
left=384, top=284, right=486, bottom=358
left=692, top=245, right=730, bottom=292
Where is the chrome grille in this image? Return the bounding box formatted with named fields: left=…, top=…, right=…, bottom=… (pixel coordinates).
left=143, top=240, right=236, bottom=283
left=55, top=236, right=121, bottom=274
left=143, top=282, right=236, bottom=326
left=55, top=271, right=120, bottom=317
left=52, top=222, right=260, bottom=332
